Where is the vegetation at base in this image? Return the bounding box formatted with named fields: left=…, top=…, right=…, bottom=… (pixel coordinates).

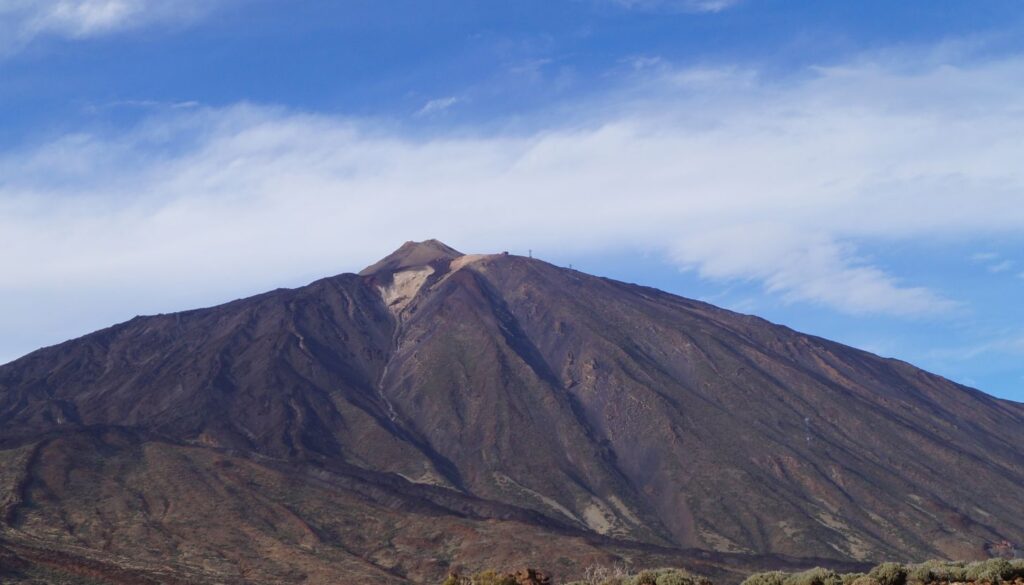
left=442, top=570, right=520, bottom=585
left=741, top=559, right=1024, bottom=585
left=564, top=567, right=712, bottom=585
left=440, top=560, right=1024, bottom=585
left=440, top=567, right=708, bottom=585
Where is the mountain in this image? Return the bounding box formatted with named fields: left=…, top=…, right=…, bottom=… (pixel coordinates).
left=0, top=240, right=1022, bottom=584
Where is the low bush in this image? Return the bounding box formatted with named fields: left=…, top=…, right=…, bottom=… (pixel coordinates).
left=1012, top=560, right=1024, bottom=579
left=738, top=558, right=1024, bottom=585
left=448, top=558, right=1024, bottom=585
left=907, top=564, right=934, bottom=584
left=783, top=567, right=844, bottom=585
left=564, top=567, right=706, bottom=585
left=869, top=562, right=908, bottom=585
left=656, top=570, right=705, bottom=585
left=966, top=559, right=1015, bottom=584
left=742, top=572, right=787, bottom=585
left=906, top=560, right=968, bottom=583
left=440, top=571, right=517, bottom=585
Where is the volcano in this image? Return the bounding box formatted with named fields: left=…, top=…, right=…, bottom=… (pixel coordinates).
left=0, top=240, right=1021, bottom=584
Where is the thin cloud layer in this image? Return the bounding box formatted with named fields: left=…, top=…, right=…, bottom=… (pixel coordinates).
left=3, top=53, right=1024, bottom=328
left=416, top=97, right=461, bottom=117
left=0, top=0, right=221, bottom=53
left=610, top=0, right=741, bottom=13
left=928, top=335, right=1024, bottom=362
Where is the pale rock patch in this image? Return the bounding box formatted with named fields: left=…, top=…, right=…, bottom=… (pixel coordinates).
left=378, top=266, right=434, bottom=316
left=492, top=472, right=581, bottom=524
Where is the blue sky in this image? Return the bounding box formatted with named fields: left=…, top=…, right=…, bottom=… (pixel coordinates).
left=1, top=1, right=1024, bottom=402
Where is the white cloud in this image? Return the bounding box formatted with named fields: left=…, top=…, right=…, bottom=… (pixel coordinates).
left=610, top=0, right=741, bottom=13
left=4, top=50, right=1024, bottom=361
left=0, top=0, right=223, bottom=54
left=928, top=335, right=1024, bottom=362
left=969, top=253, right=1016, bottom=274
left=103, top=99, right=201, bottom=110
left=621, top=55, right=669, bottom=72
left=416, top=96, right=460, bottom=116
left=988, top=260, right=1014, bottom=273
left=668, top=227, right=956, bottom=315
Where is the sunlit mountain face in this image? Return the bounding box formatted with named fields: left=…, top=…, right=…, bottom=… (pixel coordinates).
left=0, top=241, right=1020, bottom=583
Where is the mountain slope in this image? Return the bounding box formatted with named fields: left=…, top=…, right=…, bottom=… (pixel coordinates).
left=0, top=240, right=1021, bottom=583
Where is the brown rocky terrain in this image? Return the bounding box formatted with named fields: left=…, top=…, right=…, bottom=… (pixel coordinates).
left=0, top=240, right=1021, bottom=583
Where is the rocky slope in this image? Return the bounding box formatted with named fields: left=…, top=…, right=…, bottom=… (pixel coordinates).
left=0, top=240, right=1021, bottom=583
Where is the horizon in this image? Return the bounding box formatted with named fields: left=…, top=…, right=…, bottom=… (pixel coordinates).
left=2, top=1, right=1024, bottom=402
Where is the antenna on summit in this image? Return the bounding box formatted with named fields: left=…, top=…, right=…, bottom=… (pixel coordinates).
left=528, top=249, right=532, bottom=259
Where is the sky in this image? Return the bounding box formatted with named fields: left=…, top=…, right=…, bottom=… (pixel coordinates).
left=1, top=0, right=1023, bottom=402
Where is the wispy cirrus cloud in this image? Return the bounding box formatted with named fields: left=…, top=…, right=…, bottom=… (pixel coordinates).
left=971, top=252, right=1017, bottom=274
left=103, top=99, right=201, bottom=110
left=3, top=47, right=1024, bottom=367
left=0, top=0, right=224, bottom=54
left=989, top=260, right=1015, bottom=273
left=416, top=96, right=461, bottom=117
left=610, top=0, right=742, bottom=13
left=927, top=335, right=1024, bottom=362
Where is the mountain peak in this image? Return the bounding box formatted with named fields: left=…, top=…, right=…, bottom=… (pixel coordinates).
left=2, top=237, right=1024, bottom=583
left=359, top=239, right=464, bottom=275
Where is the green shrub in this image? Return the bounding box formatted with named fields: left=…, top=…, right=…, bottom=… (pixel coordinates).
left=738, top=559, right=1024, bottom=585
left=906, top=560, right=968, bottom=583
left=907, top=564, right=933, bottom=584
left=630, top=568, right=701, bottom=585
left=629, top=570, right=657, bottom=585
left=966, top=561, right=985, bottom=583
left=440, top=571, right=516, bottom=585
left=966, top=559, right=1014, bottom=584
left=742, top=571, right=787, bottom=585
left=936, top=561, right=968, bottom=583
left=471, top=570, right=518, bottom=585
left=565, top=567, right=705, bottom=585
left=1010, top=559, right=1024, bottom=580
left=656, top=569, right=701, bottom=585
left=784, top=568, right=844, bottom=585
left=869, top=563, right=908, bottom=585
